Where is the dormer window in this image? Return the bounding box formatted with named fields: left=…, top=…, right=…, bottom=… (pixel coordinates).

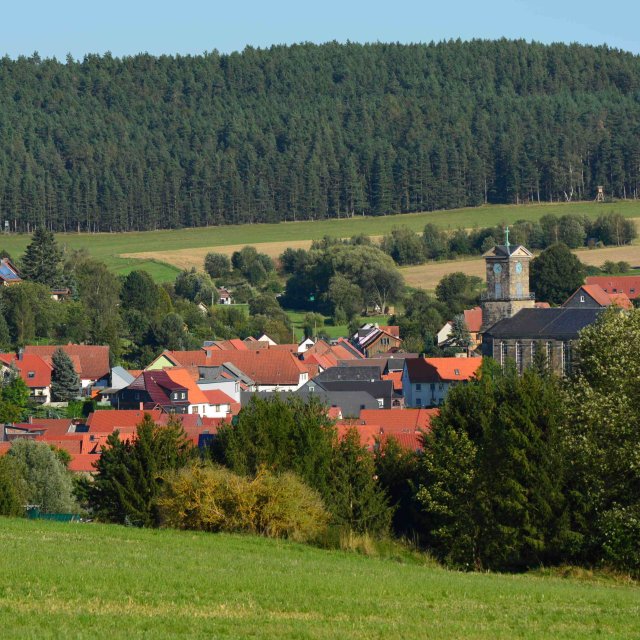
left=454, top=369, right=460, bottom=376
left=27, top=371, right=35, bottom=379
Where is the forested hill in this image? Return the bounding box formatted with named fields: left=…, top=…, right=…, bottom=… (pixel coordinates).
left=2, top=40, right=640, bottom=232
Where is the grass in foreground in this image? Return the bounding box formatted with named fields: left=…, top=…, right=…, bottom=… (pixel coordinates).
left=1, top=201, right=640, bottom=281
left=0, top=518, right=638, bottom=639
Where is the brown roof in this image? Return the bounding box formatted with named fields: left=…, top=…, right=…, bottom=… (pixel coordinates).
left=463, top=307, right=483, bottom=333
left=24, top=344, right=110, bottom=380
left=168, top=349, right=306, bottom=386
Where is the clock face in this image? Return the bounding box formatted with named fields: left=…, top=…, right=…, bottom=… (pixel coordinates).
left=493, top=263, right=502, bottom=274
left=515, top=261, right=523, bottom=274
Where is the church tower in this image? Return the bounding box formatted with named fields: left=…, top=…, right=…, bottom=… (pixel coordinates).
left=481, top=228, right=535, bottom=331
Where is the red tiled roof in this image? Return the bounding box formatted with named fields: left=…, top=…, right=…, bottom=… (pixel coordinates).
left=378, top=431, right=424, bottom=451
left=202, top=390, right=234, bottom=406
left=609, top=292, right=633, bottom=310
left=463, top=307, right=483, bottom=333
left=68, top=454, right=101, bottom=472
left=0, top=353, right=52, bottom=388
left=86, top=410, right=164, bottom=432
left=14, top=419, right=74, bottom=438
left=585, top=276, right=640, bottom=299
left=405, top=357, right=482, bottom=383
left=164, top=368, right=210, bottom=405
left=379, top=325, right=400, bottom=338
left=382, top=371, right=403, bottom=392
left=169, top=349, right=306, bottom=386
left=359, top=408, right=438, bottom=432
left=24, top=344, right=110, bottom=380
left=581, top=284, right=619, bottom=307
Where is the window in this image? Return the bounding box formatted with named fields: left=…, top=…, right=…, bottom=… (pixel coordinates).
left=430, top=383, right=435, bottom=391
left=495, top=282, right=502, bottom=298
left=377, top=399, right=384, bottom=408
left=579, top=295, right=585, bottom=303
left=415, top=383, right=422, bottom=391
left=181, top=392, right=186, bottom=400
left=500, top=342, right=508, bottom=366
left=416, top=398, right=422, bottom=407
left=28, top=371, right=35, bottom=379
left=516, top=341, right=523, bottom=373
left=546, top=341, right=553, bottom=366
left=454, top=369, right=460, bottom=376
left=516, top=283, right=523, bottom=297
left=531, top=341, right=537, bottom=361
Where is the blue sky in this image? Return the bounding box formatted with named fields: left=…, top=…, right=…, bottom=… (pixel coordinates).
left=2, top=0, right=639, bottom=59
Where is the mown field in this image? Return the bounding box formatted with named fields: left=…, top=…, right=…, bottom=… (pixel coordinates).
left=401, top=242, right=640, bottom=290
left=0, top=518, right=637, bottom=639
left=1, top=201, right=640, bottom=282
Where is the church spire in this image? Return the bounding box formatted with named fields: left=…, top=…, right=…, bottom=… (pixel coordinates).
left=504, top=225, right=510, bottom=250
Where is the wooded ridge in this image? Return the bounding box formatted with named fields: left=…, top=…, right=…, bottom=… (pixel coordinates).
left=2, top=39, right=640, bottom=231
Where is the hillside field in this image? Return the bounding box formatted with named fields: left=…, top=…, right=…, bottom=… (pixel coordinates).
left=0, top=518, right=638, bottom=639
left=1, top=201, right=640, bottom=282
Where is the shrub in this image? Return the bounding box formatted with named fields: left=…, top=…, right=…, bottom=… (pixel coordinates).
left=157, top=465, right=329, bottom=543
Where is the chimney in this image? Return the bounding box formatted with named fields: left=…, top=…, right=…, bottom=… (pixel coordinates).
left=18, top=348, right=23, bottom=361
left=139, top=402, right=144, bottom=410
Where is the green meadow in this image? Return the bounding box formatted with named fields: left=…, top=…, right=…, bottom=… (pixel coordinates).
left=1, top=201, right=639, bottom=282
left=0, top=517, right=637, bottom=639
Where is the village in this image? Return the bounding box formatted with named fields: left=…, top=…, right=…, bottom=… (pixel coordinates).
left=1, top=233, right=636, bottom=478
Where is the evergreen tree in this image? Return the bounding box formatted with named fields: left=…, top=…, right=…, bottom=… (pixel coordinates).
left=50, top=348, right=80, bottom=402
left=327, top=428, right=393, bottom=536
left=417, top=359, right=569, bottom=570
left=89, top=414, right=193, bottom=526
left=21, top=228, right=62, bottom=286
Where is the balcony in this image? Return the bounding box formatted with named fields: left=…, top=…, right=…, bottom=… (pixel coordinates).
left=480, top=291, right=535, bottom=302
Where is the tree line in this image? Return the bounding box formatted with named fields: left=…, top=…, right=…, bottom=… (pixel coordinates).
left=3, top=41, right=640, bottom=231
left=382, top=212, right=636, bottom=266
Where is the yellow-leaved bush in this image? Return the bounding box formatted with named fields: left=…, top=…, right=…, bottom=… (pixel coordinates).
left=156, top=464, right=329, bottom=543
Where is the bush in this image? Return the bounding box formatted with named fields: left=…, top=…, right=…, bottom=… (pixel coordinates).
left=598, top=505, right=640, bottom=574
left=157, top=465, right=329, bottom=542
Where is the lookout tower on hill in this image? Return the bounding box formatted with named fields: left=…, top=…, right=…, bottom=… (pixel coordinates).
left=481, top=228, right=535, bottom=331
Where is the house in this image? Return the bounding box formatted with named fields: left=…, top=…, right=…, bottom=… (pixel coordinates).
left=0, top=352, right=52, bottom=404
left=295, top=377, right=397, bottom=416
left=196, top=362, right=252, bottom=404
left=297, top=337, right=315, bottom=352
left=114, top=368, right=223, bottom=416
left=437, top=306, right=483, bottom=350
left=148, top=348, right=311, bottom=392
left=585, top=276, right=640, bottom=300
left=24, top=344, right=110, bottom=391
left=402, top=357, right=482, bottom=407
left=563, top=284, right=633, bottom=310
left=218, top=287, right=233, bottom=305
left=352, top=324, right=402, bottom=357
left=0, top=258, right=22, bottom=286
left=202, top=390, right=236, bottom=418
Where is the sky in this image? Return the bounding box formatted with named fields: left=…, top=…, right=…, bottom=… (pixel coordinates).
left=2, top=0, right=639, bottom=60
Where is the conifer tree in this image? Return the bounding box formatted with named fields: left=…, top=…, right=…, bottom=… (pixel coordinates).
left=327, top=428, right=393, bottom=536
left=21, top=227, right=63, bottom=286
left=50, top=348, right=80, bottom=402
left=89, top=414, right=193, bottom=526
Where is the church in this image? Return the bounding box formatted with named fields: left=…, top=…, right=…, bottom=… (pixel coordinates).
left=480, top=230, right=602, bottom=376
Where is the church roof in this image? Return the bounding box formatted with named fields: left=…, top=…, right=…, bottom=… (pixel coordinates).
left=482, top=244, right=533, bottom=258
left=483, top=308, right=602, bottom=340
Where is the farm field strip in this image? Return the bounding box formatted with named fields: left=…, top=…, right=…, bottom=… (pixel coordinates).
left=0, top=517, right=638, bottom=639
left=400, top=243, right=640, bottom=290
left=1, top=202, right=639, bottom=282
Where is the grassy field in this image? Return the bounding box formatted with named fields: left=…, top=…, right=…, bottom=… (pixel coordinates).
left=2, top=200, right=640, bottom=282
left=0, top=518, right=638, bottom=639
